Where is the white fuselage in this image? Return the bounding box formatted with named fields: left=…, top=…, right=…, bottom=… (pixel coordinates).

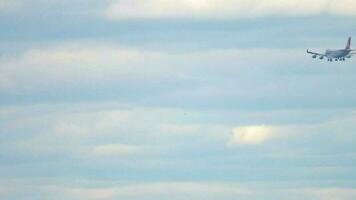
left=325, top=49, right=351, bottom=58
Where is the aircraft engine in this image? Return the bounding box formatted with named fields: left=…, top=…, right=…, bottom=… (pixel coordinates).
left=312, top=55, right=317, bottom=58
left=319, top=56, right=324, bottom=59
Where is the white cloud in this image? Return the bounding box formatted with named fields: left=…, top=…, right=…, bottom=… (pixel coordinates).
left=0, top=0, right=20, bottom=13
left=227, top=111, right=356, bottom=147
left=1, top=42, right=199, bottom=93
left=0, top=43, right=161, bottom=92
left=0, top=103, right=222, bottom=159
left=45, top=182, right=250, bottom=200
left=105, top=0, right=356, bottom=20
left=305, top=188, right=356, bottom=200
left=109, top=182, right=249, bottom=199
left=91, top=144, right=150, bottom=157
left=0, top=181, right=248, bottom=200
left=0, top=186, right=12, bottom=198
left=3, top=179, right=356, bottom=200
left=0, top=42, right=305, bottom=94
left=157, top=124, right=201, bottom=135
left=228, top=125, right=277, bottom=145
left=52, top=110, right=130, bottom=137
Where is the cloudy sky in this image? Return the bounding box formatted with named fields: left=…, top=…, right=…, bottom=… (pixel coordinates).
left=1, top=0, right=356, bottom=199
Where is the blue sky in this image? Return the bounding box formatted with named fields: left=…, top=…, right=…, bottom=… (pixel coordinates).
left=1, top=0, right=356, bottom=199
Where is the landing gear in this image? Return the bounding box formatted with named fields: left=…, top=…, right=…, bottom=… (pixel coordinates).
left=329, top=58, right=346, bottom=62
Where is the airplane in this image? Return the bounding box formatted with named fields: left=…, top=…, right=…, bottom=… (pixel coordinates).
left=307, top=37, right=356, bottom=62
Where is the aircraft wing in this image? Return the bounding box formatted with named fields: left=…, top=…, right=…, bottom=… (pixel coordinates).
left=306, top=49, right=325, bottom=56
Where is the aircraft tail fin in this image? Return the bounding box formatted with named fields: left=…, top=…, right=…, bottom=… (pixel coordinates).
left=346, top=37, right=351, bottom=49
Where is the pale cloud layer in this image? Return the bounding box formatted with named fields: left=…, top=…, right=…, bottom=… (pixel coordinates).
left=1, top=102, right=356, bottom=165
left=0, top=43, right=161, bottom=92
left=106, top=0, right=356, bottom=20
left=0, top=0, right=19, bottom=13
left=228, top=125, right=276, bottom=145
left=1, top=180, right=356, bottom=200
left=91, top=144, right=155, bottom=157
left=228, top=111, right=356, bottom=147
left=1, top=2, right=356, bottom=199
left=0, top=42, right=323, bottom=95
